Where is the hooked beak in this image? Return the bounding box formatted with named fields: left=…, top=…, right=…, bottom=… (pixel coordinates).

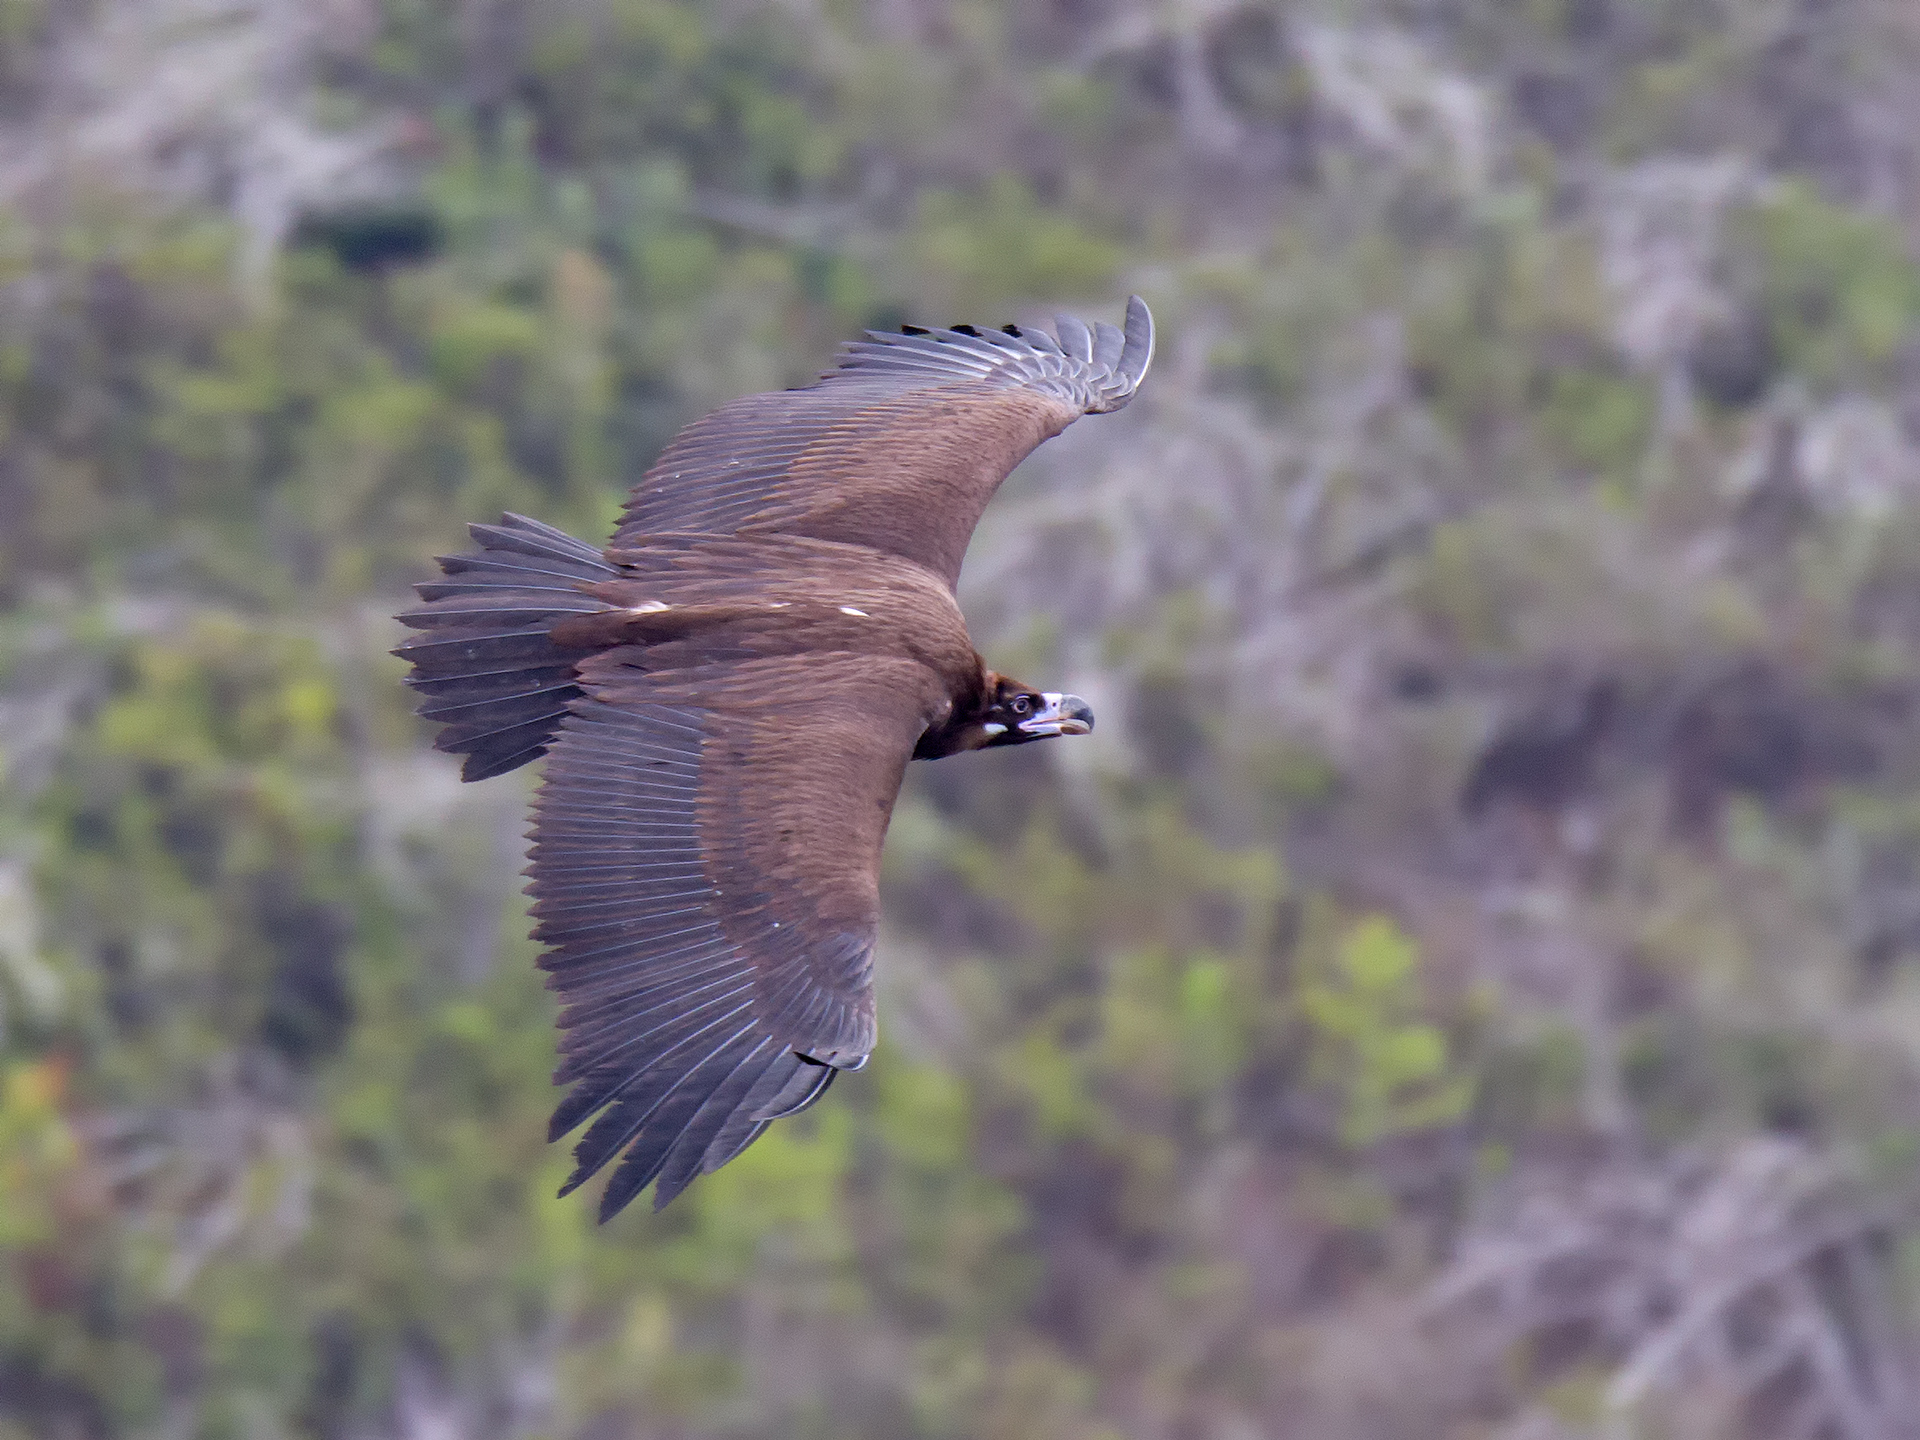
left=1017, top=693, right=1095, bottom=739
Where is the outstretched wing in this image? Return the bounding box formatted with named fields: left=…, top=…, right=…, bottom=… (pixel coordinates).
left=532, top=649, right=941, bottom=1219
left=612, top=296, right=1154, bottom=588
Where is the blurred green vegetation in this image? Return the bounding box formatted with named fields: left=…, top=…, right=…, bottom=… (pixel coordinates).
left=4, top=0, right=1920, bottom=1435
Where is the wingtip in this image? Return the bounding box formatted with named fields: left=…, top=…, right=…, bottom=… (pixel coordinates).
left=831, top=295, right=1154, bottom=410
left=651, top=1174, right=692, bottom=1212
left=1053, top=313, right=1095, bottom=364
left=1081, top=294, right=1154, bottom=411
left=1121, top=294, right=1154, bottom=388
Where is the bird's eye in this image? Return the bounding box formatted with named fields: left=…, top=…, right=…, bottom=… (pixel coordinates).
left=1010, top=695, right=1032, bottom=716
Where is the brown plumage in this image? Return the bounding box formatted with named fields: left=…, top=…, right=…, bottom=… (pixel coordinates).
left=395, top=298, right=1154, bottom=1218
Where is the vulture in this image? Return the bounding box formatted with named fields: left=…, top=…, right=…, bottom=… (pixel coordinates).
left=395, top=297, right=1155, bottom=1219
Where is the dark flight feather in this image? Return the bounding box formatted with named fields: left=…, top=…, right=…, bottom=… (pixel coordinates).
left=527, top=660, right=933, bottom=1209
left=395, top=300, right=1154, bottom=1216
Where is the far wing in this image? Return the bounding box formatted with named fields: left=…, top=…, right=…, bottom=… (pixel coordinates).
left=531, top=650, right=940, bottom=1219
left=612, top=297, right=1154, bottom=588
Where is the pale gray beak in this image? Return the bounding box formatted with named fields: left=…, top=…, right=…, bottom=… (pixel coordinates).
left=1017, top=693, right=1095, bottom=738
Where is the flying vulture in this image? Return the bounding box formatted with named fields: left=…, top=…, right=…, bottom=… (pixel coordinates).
left=396, top=297, right=1155, bottom=1218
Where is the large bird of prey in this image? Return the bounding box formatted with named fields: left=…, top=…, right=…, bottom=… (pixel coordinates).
left=396, top=297, right=1154, bottom=1219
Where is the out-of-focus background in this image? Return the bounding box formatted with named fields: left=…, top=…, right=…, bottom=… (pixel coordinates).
left=4, top=1, right=1920, bottom=1436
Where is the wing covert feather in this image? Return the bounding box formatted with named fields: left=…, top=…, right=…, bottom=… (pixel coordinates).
left=611, top=298, right=1154, bottom=587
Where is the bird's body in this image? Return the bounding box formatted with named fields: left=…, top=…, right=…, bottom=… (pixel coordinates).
left=396, top=299, right=1152, bottom=1218
left=550, top=533, right=982, bottom=722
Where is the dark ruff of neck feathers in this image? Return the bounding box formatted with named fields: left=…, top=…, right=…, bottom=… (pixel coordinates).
left=393, top=298, right=1153, bottom=1219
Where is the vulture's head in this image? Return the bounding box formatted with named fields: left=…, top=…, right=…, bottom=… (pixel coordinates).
left=919, top=673, right=1094, bottom=758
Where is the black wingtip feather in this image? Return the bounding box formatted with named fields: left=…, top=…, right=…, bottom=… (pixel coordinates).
left=588, top=1027, right=761, bottom=1220
left=752, top=1057, right=838, bottom=1121
left=834, top=298, right=1154, bottom=414
left=462, top=743, right=552, bottom=782
left=698, top=1051, right=805, bottom=1173
left=645, top=1039, right=781, bottom=1211
left=549, top=1043, right=850, bottom=1217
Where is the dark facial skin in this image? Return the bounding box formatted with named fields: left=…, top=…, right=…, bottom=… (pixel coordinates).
left=914, top=674, right=1095, bottom=759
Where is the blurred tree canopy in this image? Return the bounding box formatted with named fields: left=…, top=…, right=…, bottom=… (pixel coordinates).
left=5, top=0, right=1920, bottom=1436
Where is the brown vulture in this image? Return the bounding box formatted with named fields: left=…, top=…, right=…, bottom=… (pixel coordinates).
left=395, top=297, right=1154, bottom=1218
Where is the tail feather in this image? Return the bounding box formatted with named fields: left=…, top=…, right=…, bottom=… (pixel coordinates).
left=395, top=513, right=617, bottom=781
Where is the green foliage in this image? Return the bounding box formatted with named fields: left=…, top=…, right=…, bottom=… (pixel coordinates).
left=1538, top=364, right=1655, bottom=477
left=1300, top=918, right=1473, bottom=1147
left=0, top=0, right=54, bottom=111
left=0, top=1058, right=74, bottom=1249
left=910, top=175, right=1122, bottom=316
left=1739, top=182, right=1920, bottom=387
